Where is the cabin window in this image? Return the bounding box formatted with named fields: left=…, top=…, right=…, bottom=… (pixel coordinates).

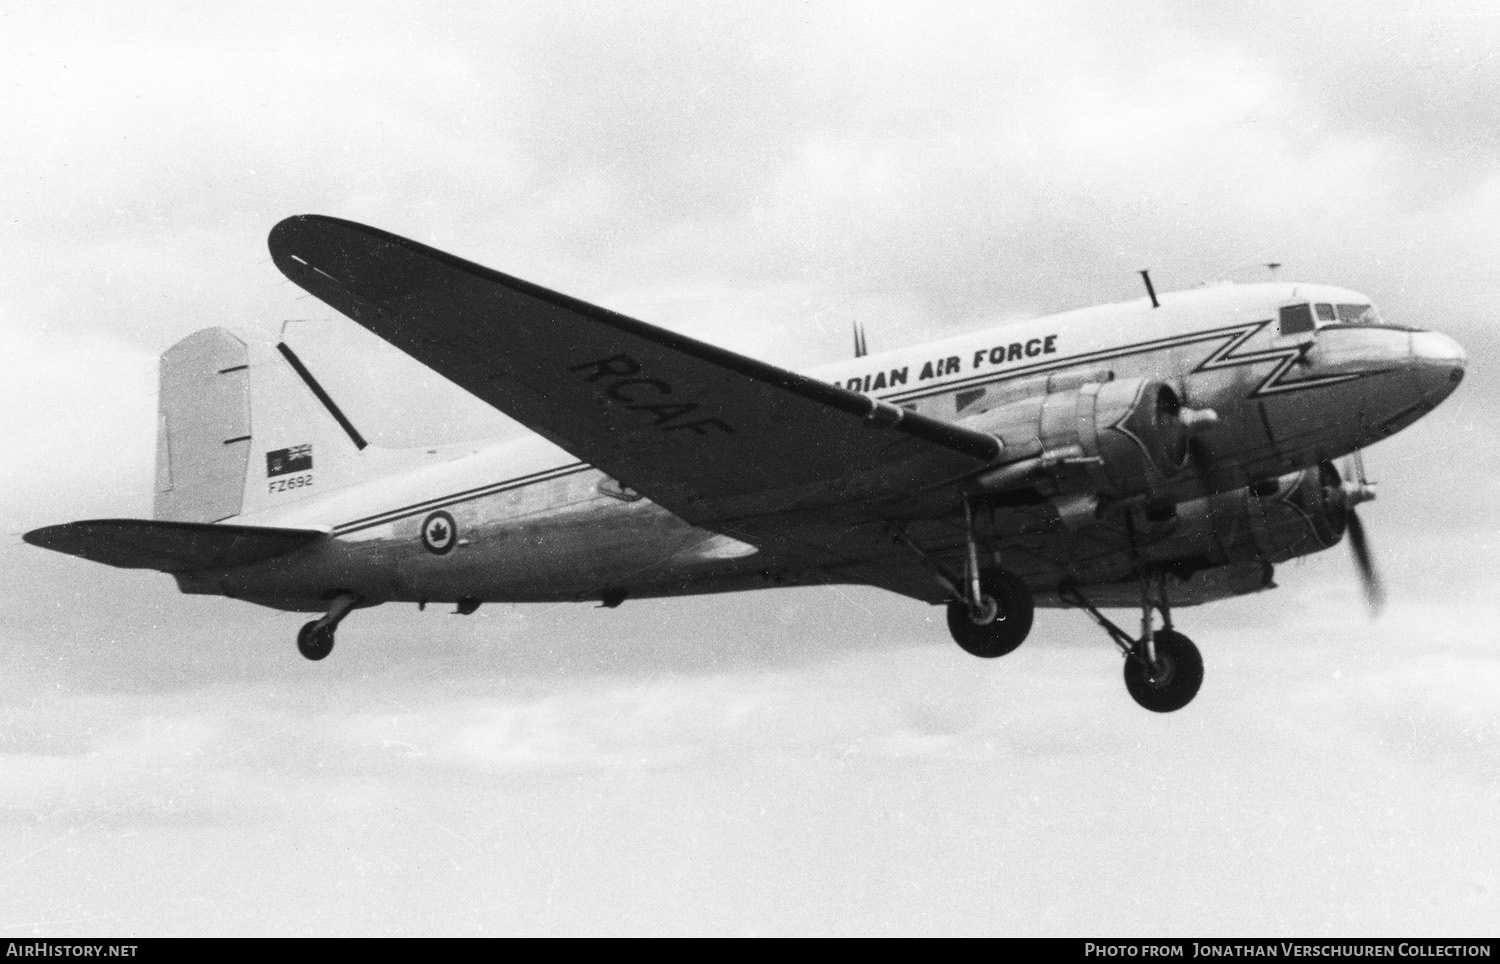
left=1314, top=303, right=1337, bottom=322
left=1279, top=303, right=1315, bottom=336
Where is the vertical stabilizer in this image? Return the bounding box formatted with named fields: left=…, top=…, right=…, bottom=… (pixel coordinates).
left=154, top=329, right=251, bottom=522
left=236, top=338, right=374, bottom=517
left=155, top=326, right=479, bottom=525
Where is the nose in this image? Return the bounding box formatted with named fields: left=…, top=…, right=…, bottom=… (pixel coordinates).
left=1409, top=330, right=1466, bottom=404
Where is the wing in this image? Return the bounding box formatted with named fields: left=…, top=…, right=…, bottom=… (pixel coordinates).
left=23, top=519, right=324, bottom=572
left=268, top=216, right=999, bottom=532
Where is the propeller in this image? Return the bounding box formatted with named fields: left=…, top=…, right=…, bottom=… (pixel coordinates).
left=1165, top=403, right=1384, bottom=615
left=1341, top=451, right=1385, bottom=616
left=1344, top=508, right=1385, bottom=615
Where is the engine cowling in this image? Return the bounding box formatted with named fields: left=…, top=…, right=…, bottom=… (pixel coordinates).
left=1152, top=461, right=1349, bottom=568
left=1222, top=461, right=1350, bottom=563
left=963, top=377, right=1190, bottom=497
left=1037, top=462, right=1352, bottom=603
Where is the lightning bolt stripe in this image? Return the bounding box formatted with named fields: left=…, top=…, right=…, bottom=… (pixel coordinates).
left=1192, top=319, right=1382, bottom=399
left=878, top=319, right=1383, bottom=404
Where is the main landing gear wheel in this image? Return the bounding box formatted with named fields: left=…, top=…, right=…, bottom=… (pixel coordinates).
left=297, top=621, right=335, bottom=661
left=946, top=568, right=1035, bottom=658
left=1123, top=629, right=1203, bottom=713
left=1061, top=572, right=1204, bottom=713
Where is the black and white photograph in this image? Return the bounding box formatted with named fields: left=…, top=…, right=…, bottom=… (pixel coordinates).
left=1, top=0, right=1496, bottom=938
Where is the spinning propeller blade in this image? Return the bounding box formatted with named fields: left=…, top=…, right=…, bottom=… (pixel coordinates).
left=1344, top=508, right=1386, bottom=616
left=1340, top=452, right=1382, bottom=616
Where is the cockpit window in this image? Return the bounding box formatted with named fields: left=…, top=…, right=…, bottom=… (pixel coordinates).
left=1279, top=303, right=1315, bottom=336
left=1282, top=300, right=1402, bottom=334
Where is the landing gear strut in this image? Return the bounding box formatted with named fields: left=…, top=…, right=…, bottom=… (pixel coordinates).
left=1061, top=571, right=1203, bottom=712
left=297, top=592, right=360, bottom=661
left=946, top=568, right=1034, bottom=658
left=895, top=495, right=1035, bottom=658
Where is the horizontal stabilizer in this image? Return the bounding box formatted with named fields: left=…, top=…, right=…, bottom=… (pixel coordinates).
left=23, top=519, right=324, bottom=573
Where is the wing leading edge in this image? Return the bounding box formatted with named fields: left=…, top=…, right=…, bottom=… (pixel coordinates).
left=267, top=215, right=999, bottom=530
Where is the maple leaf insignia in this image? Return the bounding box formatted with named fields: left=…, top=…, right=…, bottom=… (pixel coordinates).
left=421, top=511, right=458, bottom=554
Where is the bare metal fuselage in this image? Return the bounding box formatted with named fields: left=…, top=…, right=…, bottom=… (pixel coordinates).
left=182, top=281, right=1463, bottom=612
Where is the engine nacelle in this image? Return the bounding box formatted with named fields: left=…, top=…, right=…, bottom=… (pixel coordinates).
left=964, top=377, right=1190, bottom=498
left=1163, top=461, right=1350, bottom=567
left=1221, top=461, right=1350, bottom=564
left=1038, top=462, right=1352, bottom=603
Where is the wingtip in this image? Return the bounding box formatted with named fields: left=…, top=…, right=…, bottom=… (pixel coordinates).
left=268, top=215, right=349, bottom=278
left=22, top=519, right=119, bottom=549
left=270, top=213, right=319, bottom=232
left=269, top=213, right=336, bottom=247
left=268, top=215, right=312, bottom=260
left=21, top=521, right=84, bottom=553
left=267, top=214, right=414, bottom=266
left=270, top=213, right=385, bottom=238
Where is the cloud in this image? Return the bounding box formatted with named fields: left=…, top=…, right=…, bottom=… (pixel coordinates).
left=0, top=326, right=158, bottom=524
left=1, top=617, right=1497, bottom=934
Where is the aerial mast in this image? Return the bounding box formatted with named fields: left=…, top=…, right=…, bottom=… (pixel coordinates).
left=1139, top=269, right=1160, bottom=308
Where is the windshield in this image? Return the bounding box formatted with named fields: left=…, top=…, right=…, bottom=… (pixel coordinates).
left=1328, top=302, right=1383, bottom=325
left=1289, top=301, right=1408, bottom=330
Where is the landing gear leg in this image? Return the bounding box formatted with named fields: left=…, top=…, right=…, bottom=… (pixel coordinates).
left=1060, top=573, right=1203, bottom=712
left=945, top=568, right=1034, bottom=658
left=893, top=499, right=1035, bottom=659
left=297, top=592, right=360, bottom=662
left=961, top=495, right=995, bottom=625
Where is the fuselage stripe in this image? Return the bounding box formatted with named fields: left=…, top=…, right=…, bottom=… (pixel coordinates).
left=871, top=321, right=1256, bottom=405
left=332, top=461, right=592, bottom=535
left=866, top=319, right=1378, bottom=406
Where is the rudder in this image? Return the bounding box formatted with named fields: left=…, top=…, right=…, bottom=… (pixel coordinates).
left=154, top=328, right=252, bottom=522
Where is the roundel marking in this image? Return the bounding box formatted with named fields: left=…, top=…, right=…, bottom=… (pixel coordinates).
left=421, top=510, right=458, bottom=555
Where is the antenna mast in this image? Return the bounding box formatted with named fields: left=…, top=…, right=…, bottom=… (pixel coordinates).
left=1139, top=270, right=1160, bottom=309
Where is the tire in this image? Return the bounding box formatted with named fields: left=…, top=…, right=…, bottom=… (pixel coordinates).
left=1123, top=629, right=1203, bottom=712
left=946, top=568, right=1035, bottom=658
left=297, top=621, right=335, bottom=661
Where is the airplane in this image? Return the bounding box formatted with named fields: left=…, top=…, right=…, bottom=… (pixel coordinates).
left=23, top=215, right=1468, bottom=712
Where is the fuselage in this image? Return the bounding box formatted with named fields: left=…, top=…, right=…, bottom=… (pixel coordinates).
left=186, top=281, right=1465, bottom=612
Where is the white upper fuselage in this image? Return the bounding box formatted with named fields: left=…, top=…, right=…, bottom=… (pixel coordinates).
left=191, top=281, right=1465, bottom=611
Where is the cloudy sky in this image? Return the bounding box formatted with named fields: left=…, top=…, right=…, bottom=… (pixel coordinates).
left=2, top=0, right=1497, bottom=936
